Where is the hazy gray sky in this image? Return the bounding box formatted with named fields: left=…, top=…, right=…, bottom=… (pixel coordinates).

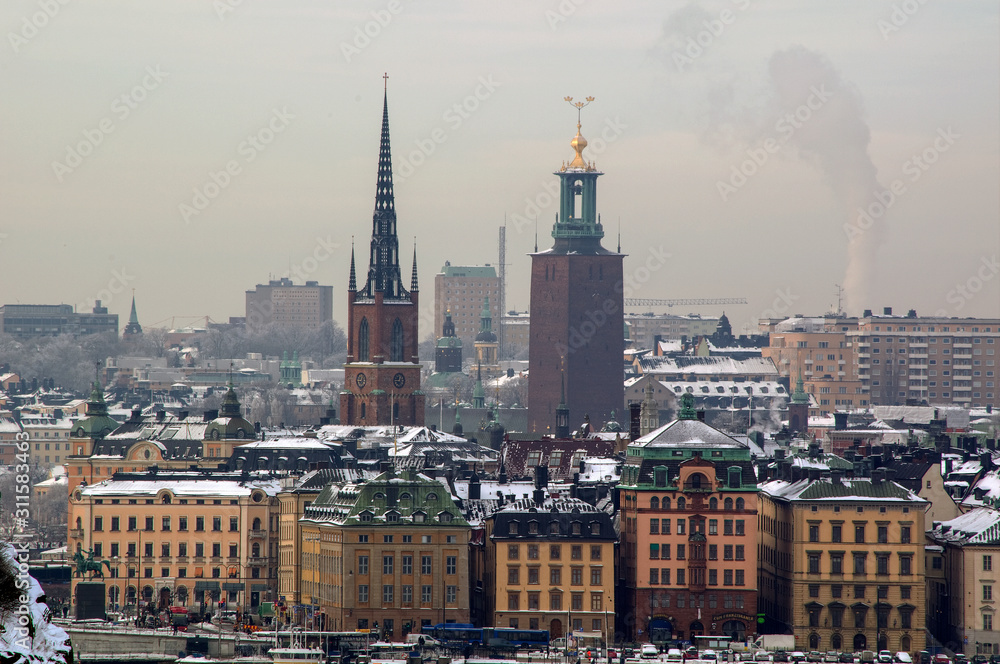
left=2, top=1, right=997, bottom=337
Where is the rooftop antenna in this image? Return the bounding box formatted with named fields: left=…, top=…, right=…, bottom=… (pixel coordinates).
left=834, top=284, right=844, bottom=317
left=617, top=217, right=621, bottom=253
left=534, top=217, right=538, bottom=252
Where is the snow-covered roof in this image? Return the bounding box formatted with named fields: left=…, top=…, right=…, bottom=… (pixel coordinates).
left=760, top=477, right=926, bottom=503
left=931, top=507, right=1000, bottom=545
left=638, top=355, right=778, bottom=377
left=81, top=477, right=280, bottom=498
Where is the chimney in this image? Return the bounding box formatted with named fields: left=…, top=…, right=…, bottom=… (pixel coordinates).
left=982, top=452, right=995, bottom=473
left=834, top=412, right=848, bottom=431
left=156, top=410, right=166, bottom=422
left=808, top=468, right=821, bottom=482
left=696, top=410, right=706, bottom=422
left=532, top=488, right=544, bottom=506
left=863, top=309, right=872, bottom=317
left=775, top=448, right=786, bottom=460
left=178, top=410, right=188, bottom=420
left=844, top=449, right=856, bottom=462
left=831, top=469, right=843, bottom=485
left=469, top=471, right=481, bottom=500
left=534, top=465, right=549, bottom=490
left=629, top=402, right=641, bottom=441
left=883, top=307, right=892, bottom=316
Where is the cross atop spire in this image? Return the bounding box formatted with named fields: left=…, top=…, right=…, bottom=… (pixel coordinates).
left=383, top=72, right=389, bottom=90
left=410, top=241, right=419, bottom=292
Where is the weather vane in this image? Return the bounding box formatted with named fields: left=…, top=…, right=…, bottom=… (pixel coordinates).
left=564, top=96, right=595, bottom=125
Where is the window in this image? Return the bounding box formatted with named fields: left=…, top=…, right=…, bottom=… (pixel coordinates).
left=229, top=517, right=238, bottom=532
left=402, top=585, right=413, bottom=605
left=195, top=516, right=204, bottom=532
left=724, top=520, right=733, bottom=536
left=735, top=545, right=744, bottom=561
left=662, top=569, right=671, bottom=585
left=808, top=553, right=820, bottom=574
left=662, top=544, right=671, bottom=560
left=725, top=545, right=734, bottom=561
left=985, top=585, right=993, bottom=601
left=650, top=568, right=659, bottom=585
left=590, top=567, right=602, bottom=585
left=402, top=555, right=412, bottom=574
left=94, top=517, right=103, bottom=531
left=708, top=544, right=717, bottom=561
left=508, top=545, right=519, bottom=560
left=831, top=524, right=842, bottom=542
left=528, top=567, right=539, bottom=585
left=358, top=555, right=369, bottom=575
left=550, top=567, right=562, bottom=584
left=212, top=516, right=221, bottom=532
left=571, top=567, right=583, bottom=585
left=421, top=556, right=432, bottom=574
left=854, top=553, right=866, bottom=575
left=855, top=524, right=865, bottom=543
left=145, top=516, right=154, bottom=531
left=831, top=553, right=844, bottom=575
left=550, top=544, right=561, bottom=559
left=677, top=544, right=686, bottom=560
left=446, top=585, right=457, bottom=604
left=550, top=592, right=562, bottom=610
left=382, top=584, right=393, bottom=604
left=508, top=566, right=520, bottom=584
left=178, top=517, right=187, bottom=531
left=986, top=555, right=994, bottom=571
left=901, top=525, right=911, bottom=543
left=572, top=593, right=583, bottom=611
left=709, top=569, right=717, bottom=585
left=572, top=545, right=582, bottom=560
left=900, top=554, right=912, bottom=576
left=421, top=585, right=432, bottom=603
left=383, top=555, right=394, bottom=575
left=591, top=593, right=603, bottom=611
left=877, top=554, right=889, bottom=576
left=735, top=570, right=744, bottom=585
left=809, top=524, right=819, bottom=542
left=650, top=518, right=659, bottom=534
left=650, top=544, right=660, bottom=560
left=985, top=613, right=994, bottom=632
left=358, top=585, right=369, bottom=603
left=877, top=525, right=888, bottom=543
left=709, top=519, right=718, bottom=535
left=677, top=569, right=685, bottom=585
left=446, top=556, right=456, bottom=574
left=161, top=542, right=170, bottom=557
left=662, top=519, right=670, bottom=535
left=527, top=544, right=539, bottom=560
left=724, top=569, right=733, bottom=586
left=677, top=519, right=685, bottom=535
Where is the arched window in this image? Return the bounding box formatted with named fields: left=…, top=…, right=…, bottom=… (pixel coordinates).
left=650, top=496, right=659, bottom=510
left=724, top=497, right=734, bottom=510
left=252, top=518, right=261, bottom=530
left=359, top=318, right=370, bottom=361
left=685, top=473, right=707, bottom=490
left=393, top=402, right=400, bottom=421
left=76, top=517, right=82, bottom=529
left=662, top=496, right=671, bottom=510
left=900, top=636, right=910, bottom=652
left=677, top=497, right=686, bottom=510
left=831, top=634, right=842, bottom=651
left=391, top=318, right=404, bottom=362
left=709, top=497, right=718, bottom=510
left=360, top=402, right=366, bottom=419
left=251, top=543, right=260, bottom=557
left=809, top=633, right=820, bottom=650
left=736, top=497, right=745, bottom=511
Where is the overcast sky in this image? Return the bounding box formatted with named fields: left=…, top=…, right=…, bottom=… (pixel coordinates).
left=1, top=1, right=997, bottom=337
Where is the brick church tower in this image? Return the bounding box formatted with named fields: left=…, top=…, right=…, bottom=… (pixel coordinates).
left=527, top=99, right=624, bottom=434
left=341, top=83, right=425, bottom=426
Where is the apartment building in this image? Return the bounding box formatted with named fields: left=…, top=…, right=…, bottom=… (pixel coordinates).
left=69, top=472, right=280, bottom=614
left=618, top=393, right=760, bottom=644
left=761, top=316, right=865, bottom=416
left=759, top=470, right=927, bottom=654
left=848, top=311, right=1000, bottom=409
left=487, top=496, right=616, bottom=639
left=297, top=469, right=471, bottom=638
left=434, top=263, right=500, bottom=347
left=245, top=278, right=333, bottom=330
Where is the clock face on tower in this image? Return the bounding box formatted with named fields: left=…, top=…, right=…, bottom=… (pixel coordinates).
left=355, top=372, right=367, bottom=388
left=393, top=372, right=406, bottom=389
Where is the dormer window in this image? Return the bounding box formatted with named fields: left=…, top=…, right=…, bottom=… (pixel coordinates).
left=426, top=492, right=438, bottom=502
left=359, top=511, right=373, bottom=522
left=438, top=512, right=453, bottom=523
left=386, top=511, right=400, bottom=523
left=413, top=511, right=426, bottom=524
left=509, top=520, right=519, bottom=535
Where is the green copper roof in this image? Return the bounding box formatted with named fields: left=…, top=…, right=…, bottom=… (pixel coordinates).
left=677, top=391, right=697, bottom=420
left=439, top=264, right=496, bottom=278
left=791, top=371, right=810, bottom=405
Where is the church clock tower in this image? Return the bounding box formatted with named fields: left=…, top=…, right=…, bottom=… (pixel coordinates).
left=341, top=79, right=425, bottom=426
left=527, top=97, right=625, bottom=433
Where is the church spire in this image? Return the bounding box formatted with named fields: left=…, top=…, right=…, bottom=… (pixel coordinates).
left=410, top=242, right=419, bottom=292
left=348, top=238, right=357, bottom=292
left=123, top=290, right=143, bottom=337
left=359, top=75, right=406, bottom=300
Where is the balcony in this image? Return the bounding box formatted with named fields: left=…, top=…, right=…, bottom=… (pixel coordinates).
left=227, top=556, right=241, bottom=564
left=910, top=352, right=928, bottom=359
left=211, top=556, right=223, bottom=564
left=250, top=529, right=267, bottom=539
left=954, top=343, right=972, bottom=349
left=69, top=528, right=84, bottom=539
left=248, top=556, right=268, bottom=566
left=910, top=343, right=927, bottom=349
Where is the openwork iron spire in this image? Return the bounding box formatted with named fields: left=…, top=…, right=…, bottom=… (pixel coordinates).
left=359, top=78, right=407, bottom=300
left=410, top=243, right=419, bottom=292
left=348, top=238, right=356, bottom=292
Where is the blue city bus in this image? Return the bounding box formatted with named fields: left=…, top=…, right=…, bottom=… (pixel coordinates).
left=484, top=627, right=550, bottom=649
left=427, top=624, right=485, bottom=647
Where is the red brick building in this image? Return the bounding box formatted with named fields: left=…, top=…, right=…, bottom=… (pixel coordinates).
left=341, top=88, right=424, bottom=426
left=527, top=113, right=624, bottom=434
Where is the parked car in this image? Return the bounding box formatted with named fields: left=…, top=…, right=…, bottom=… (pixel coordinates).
left=756, top=652, right=774, bottom=662
left=703, top=651, right=719, bottom=662
left=895, top=654, right=913, bottom=664
left=932, top=655, right=950, bottom=664
left=825, top=652, right=839, bottom=663
left=879, top=652, right=894, bottom=664
left=808, top=653, right=823, bottom=663
left=641, top=644, right=659, bottom=659
left=685, top=648, right=700, bottom=660
left=668, top=649, right=685, bottom=663
left=861, top=652, right=876, bottom=664
left=740, top=654, right=757, bottom=662
left=839, top=654, right=855, bottom=664
left=774, top=652, right=790, bottom=663
left=790, top=653, right=806, bottom=663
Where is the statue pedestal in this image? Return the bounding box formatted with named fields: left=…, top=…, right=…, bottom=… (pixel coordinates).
left=76, top=581, right=106, bottom=621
